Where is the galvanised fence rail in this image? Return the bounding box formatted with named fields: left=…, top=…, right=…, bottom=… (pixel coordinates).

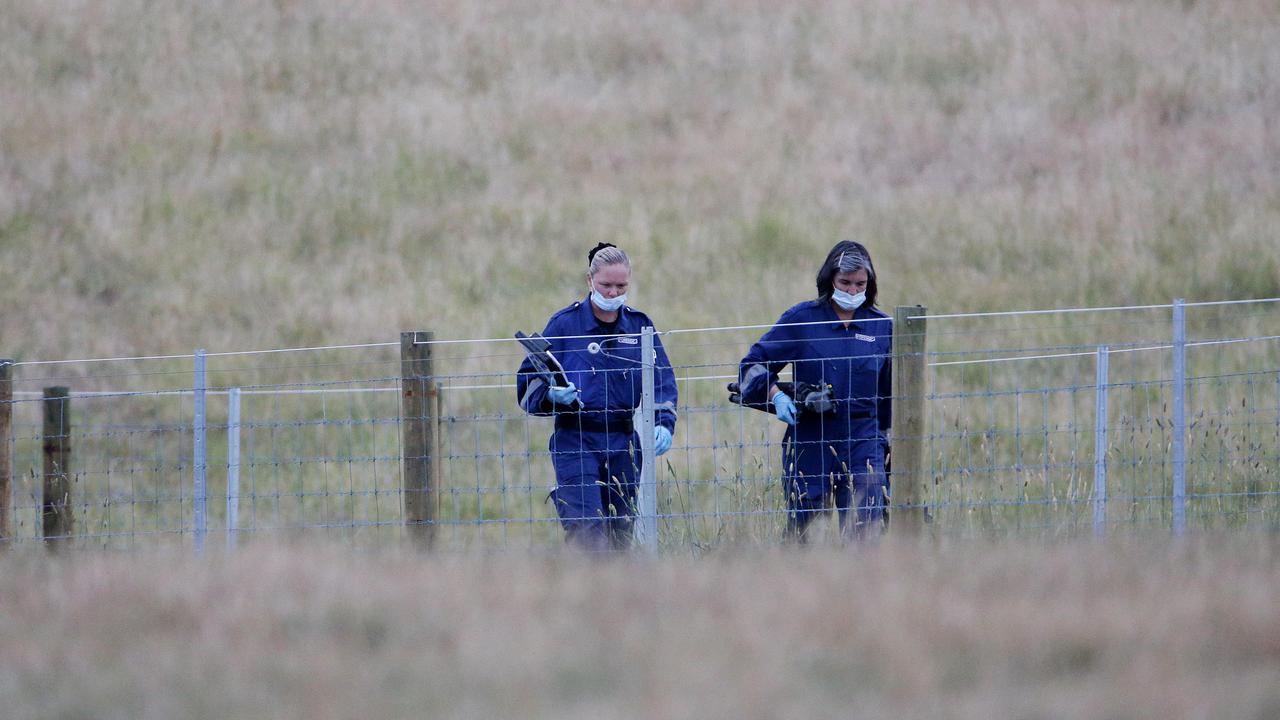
left=1, top=297, right=1277, bottom=552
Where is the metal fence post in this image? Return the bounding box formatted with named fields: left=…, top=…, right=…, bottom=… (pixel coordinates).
left=1172, top=299, right=1186, bottom=536
left=400, top=331, right=437, bottom=547
left=0, top=359, right=11, bottom=545
left=226, top=387, right=241, bottom=551
left=194, top=349, right=207, bottom=553
left=891, top=305, right=928, bottom=534
left=42, top=386, right=72, bottom=546
left=1093, top=345, right=1109, bottom=538
left=636, top=327, right=658, bottom=552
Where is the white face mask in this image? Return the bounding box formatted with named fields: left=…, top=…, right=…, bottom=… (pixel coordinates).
left=832, top=289, right=865, bottom=312
left=591, top=290, right=627, bottom=312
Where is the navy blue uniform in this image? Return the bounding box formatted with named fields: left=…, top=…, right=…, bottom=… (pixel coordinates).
left=739, top=301, right=892, bottom=539
left=517, top=297, right=678, bottom=550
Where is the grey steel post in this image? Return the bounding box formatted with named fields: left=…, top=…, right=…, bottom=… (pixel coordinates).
left=193, top=349, right=207, bottom=553
left=226, top=387, right=241, bottom=551
left=635, top=326, right=658, bottom=552
left=1093, top=345, right=1109, bottom=537
left=1172, top=299, right=1186, bottom=536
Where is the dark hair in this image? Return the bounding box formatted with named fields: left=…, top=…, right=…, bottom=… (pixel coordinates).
left=587, top=242, right=617, bottom=265
left=815, top=240, right=878, bottom=308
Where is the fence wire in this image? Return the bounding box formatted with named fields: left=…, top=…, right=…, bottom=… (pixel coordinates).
left=2, top=299, right=1278, bottom=551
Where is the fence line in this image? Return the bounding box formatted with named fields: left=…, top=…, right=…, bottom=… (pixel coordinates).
left=1, top=297, right=1278, bottom=552
left=13, top=327, right=1280, bottom=397
left=13, top=297, right=1279, bottom=369
left=910, top=296, right=1280, bottom=321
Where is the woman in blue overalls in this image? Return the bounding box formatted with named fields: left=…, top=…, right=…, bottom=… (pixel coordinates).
left=738, top=241, right=891, bottom=541
left=516, top=244, right=678, bottom=551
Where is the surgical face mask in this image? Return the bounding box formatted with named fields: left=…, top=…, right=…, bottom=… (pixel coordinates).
left=591, top=290, right=627, bottom=312
left=832, top=289, right=865, bottom=312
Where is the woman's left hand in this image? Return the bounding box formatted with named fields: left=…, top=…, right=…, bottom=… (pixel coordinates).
left=654, top=426, right=673, bottom=456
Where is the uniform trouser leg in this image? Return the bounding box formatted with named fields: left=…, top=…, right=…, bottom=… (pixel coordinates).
left=550, top=429, right=638, bottom=552
left=782, top=437, right=824, bottom=543
left=784, top=492, right=825, bottom=543
left=782, top=435, right=832, bottom=542
left=601, top=446, right=639, bottom=551
left=834, top=473, right=886, bottom=540
left=784, top=478, right=884, bottom=541
left=837, top=437, right=888, bottom=541
left=783, top=432, right=886, bottom=543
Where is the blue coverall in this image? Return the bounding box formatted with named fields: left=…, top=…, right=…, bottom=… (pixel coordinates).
left=517, top=297, right=678, bottom=551
left=738, top=300, right=892, bottom=540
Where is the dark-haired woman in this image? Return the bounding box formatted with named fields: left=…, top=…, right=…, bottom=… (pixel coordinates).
left=737, top=241, right=891, bottom=541
left=516, top=243, right=678, bottom=551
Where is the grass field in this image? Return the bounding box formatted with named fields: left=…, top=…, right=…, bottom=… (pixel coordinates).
left=2, top=0, right=1278, bottom=364
left=3, top=2, right=1280, bottom=715
left=2, top=536, right=1279, bottom=719
left=3, top=0, right=1279, bottom=547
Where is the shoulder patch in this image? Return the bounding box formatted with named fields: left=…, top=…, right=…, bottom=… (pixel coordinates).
left=780, top=301, right=817, bottom=321
left=622, top=307, right=656, bottom=328
left=546, top=302, right=583, bottom=327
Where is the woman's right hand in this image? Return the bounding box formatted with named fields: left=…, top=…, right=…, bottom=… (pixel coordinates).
left=771, top=390, right=797, bottom=425
left=548, top=383, right=580, bottom=406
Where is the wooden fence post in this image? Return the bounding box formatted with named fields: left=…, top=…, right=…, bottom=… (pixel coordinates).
left=401, top=331, right=437, bottom=547
left=0, top=360, right=12, bottom=544
left=891, top=306, right=928, bottom=535
left=42, top=386, right=73, bottom=546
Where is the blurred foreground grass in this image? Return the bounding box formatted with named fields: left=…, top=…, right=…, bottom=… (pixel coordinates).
left=1, top=536, right=1279, bottom=719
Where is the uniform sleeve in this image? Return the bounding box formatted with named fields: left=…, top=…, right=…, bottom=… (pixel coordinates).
left=737, top=309, right=801, bottom=406
left=653, top=332, right=678, bottom=433
left=878, top=319, right=893, bottom=436
left=515, top=316, right=557, bottom=416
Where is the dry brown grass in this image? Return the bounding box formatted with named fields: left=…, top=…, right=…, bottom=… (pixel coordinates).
left=3, top=7, right=1280, bottom=712
left=2, top=536, right=1279, bottom=719
left=2, top=0, right=1279, bottom=363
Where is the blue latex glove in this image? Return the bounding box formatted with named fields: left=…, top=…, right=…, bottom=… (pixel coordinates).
left=654, top=425, right=673, bottom=456
left=547, top=383, right=579, bottom=406
left=771, top=390, right=797, bottom=425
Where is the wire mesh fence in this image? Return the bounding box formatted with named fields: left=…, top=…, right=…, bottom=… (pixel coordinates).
left=923, top=300, right=1280, bottom=536
left=1, top=297, right=1277, bottom=552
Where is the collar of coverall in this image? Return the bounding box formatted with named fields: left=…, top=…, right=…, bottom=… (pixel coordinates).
left=578, top=293, right=630, bottom=333
left=822, top=300, right=873, bottom=333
